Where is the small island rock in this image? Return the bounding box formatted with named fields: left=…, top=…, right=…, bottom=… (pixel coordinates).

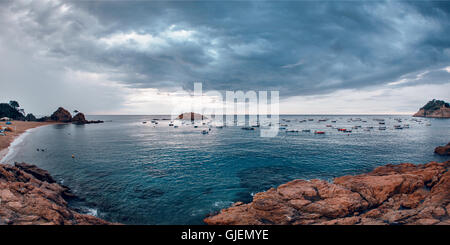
left=413, top=99, right=450, bottom=118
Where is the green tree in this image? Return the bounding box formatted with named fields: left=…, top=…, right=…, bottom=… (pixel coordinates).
left=9, top=100, right=19, bottom=110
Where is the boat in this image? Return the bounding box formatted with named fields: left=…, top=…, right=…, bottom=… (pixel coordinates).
left=202, top=130, right=209, bottom=134
left=302, top=129, right=311, bottom=133
left=394, top=125, right=403, bottom=129
left=169, top=123, right=174, bottom=126
left=379, top=122, right=385, bottom=125
left=326, top=125, right=332, bottom=127
left=174, top=125, right=178, bottom=128
left=194, top=125, right=198, bottom=128
left=286, top=129, right=299, bottom=133
left=142, top=121, right=147, bottom=124
left=314, top=131, right=325, bottom=134
left=242, top=127, right=255, bottom=130
left=379, top=126, right=386, bottom=130
left=403, top=124, right=410, bottom=128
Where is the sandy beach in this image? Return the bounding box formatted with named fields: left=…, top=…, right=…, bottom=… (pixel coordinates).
left=0, top=121, right=60, bottom=161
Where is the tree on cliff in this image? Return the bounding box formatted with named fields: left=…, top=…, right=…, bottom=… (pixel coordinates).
left=9, top=100, right=19, bottom=110
left=0, top=103, right=25, bottom=120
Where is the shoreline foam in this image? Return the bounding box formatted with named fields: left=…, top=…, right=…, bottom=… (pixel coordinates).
left=1, top=127, right=38, bottom=162
left=0, top=121, right=59, bottom=163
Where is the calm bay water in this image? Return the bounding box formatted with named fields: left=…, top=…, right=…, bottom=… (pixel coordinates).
left=3, top=115, right=449, bottom=224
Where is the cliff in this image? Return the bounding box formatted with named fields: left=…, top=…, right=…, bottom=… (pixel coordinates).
left=413, top=99, right=450, bottom=118
left=0, top=162, right=113, bottom=225
left=205, top=161, right=450, bottom=225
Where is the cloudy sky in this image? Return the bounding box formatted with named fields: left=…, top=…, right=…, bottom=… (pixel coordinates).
left=1, top=0, right=449, bottom=115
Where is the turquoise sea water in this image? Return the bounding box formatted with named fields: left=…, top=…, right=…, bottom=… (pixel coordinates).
left=2, top=115, right=449, bottom=224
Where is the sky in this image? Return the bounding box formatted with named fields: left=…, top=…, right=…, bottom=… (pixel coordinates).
left=0, top=0, right=449, bottom=115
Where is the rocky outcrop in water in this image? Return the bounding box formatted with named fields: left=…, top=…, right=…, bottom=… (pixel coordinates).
left=205, top=161, right=450, bottom=225
left=413, top=99, right=450, bottom=118
left=72, top=112, right=87, bottom=124
left=72, top=112, right=104, bottom=124
left=50, top=107, right=72, bottom=122
left=0, top=162, right=113, bottom=225
left=435, top=143, right=450, bottom=156
left=177, top=112, right=207, bottom=120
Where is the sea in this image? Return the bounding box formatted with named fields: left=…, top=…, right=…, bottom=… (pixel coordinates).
left=2, top=115, right=449, bottom=224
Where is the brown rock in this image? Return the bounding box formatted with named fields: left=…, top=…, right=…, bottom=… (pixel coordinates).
left=413, top=99, right=450, bottom=118
left=72, top=112, right=88, bottom=124
left=15, top=162, right=56, bottom=183
left=177, top=112, right=207, bottom=120
left=205, top=161, right=450, bottom=225
left=434, top=142, right=450, bottom=156
left=50, top=107, right=72, bottom=122
left=0, top=163, right=115, bottom=225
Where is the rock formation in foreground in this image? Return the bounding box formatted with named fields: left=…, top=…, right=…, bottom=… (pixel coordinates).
left=205, top=161, right=450, bottom=225
left=0, top=162, right=113, bottom=225
left=413, top=99, right=450, bottom=118
left=435, top=143, right=450, bottom=156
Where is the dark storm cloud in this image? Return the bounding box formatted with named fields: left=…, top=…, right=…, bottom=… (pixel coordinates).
left=2, top=0, right=450, bottom=96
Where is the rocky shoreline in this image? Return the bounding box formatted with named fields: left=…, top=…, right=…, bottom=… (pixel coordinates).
left=205, top=161, right=450, bottom=225
left=0, top=162, right=113, bottom=225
